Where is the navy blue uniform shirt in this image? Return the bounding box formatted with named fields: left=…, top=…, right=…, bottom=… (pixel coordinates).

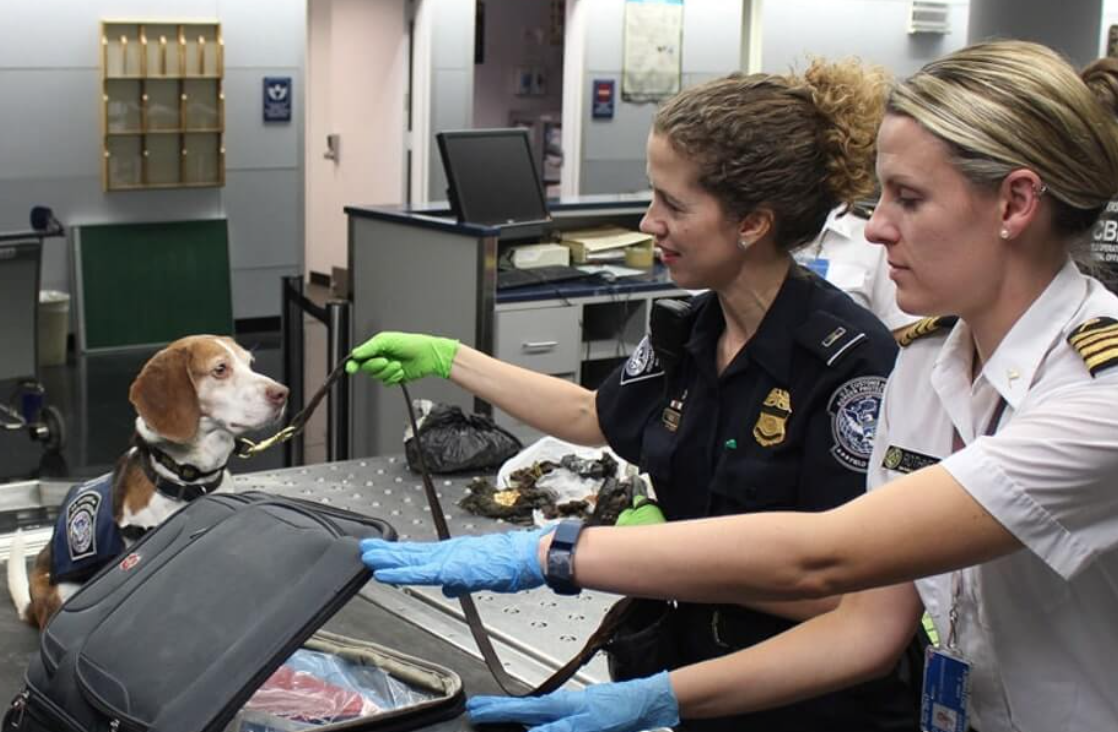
left=596, top=268, right=915, bottom=732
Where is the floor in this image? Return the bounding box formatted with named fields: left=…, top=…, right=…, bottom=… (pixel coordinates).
left=0, top=327, right=294, bottom=486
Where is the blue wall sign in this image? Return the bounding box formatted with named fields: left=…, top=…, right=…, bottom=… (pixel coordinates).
left=592, top=79, right=615, bottom=120
left=263, top=77, right=292, bottom=122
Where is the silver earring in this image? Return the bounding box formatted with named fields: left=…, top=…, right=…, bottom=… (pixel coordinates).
left=738, top=238, right=753, bottom=251
left=999, top=228, right=1010, bottom=240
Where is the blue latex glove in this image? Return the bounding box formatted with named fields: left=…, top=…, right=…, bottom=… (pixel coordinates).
left=359, top=527, right=551, bottom=598
left=467, top=671, right=680, bottom=732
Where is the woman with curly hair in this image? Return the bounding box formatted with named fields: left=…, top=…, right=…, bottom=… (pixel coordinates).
left=350, top=60, right=916, bottom=731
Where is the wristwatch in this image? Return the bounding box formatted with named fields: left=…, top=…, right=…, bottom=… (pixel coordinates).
left=545, top=519, right=584, bottom=595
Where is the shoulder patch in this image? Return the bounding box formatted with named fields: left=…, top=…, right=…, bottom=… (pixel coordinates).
left=796, top=312, right=868, bottom=367
left=1067, top=317, right=1118, bottom=377
left=896, top=316, right=958, bottom=347
left=619, top=336, right=665, bottom=385
left=50, top=474, right=125, bottom=584
left=828, top=375, right=886, bottom=472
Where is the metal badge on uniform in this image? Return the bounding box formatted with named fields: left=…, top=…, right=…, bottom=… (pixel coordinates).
left=882, top=445, right=940, bottom=474
left=822, top=326, right=846, bottom=348
left=921, top=647, right=971, bottom=732
left=753, top=388, right=791, bottom=447
left=661, top=395, right=685, bottom=432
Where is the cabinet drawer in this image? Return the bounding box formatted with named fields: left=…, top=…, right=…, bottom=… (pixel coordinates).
left=495, top=306, right=580, bottom=373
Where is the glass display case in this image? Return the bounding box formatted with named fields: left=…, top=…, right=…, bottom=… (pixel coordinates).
left=101, top=21, right=225, bottom=191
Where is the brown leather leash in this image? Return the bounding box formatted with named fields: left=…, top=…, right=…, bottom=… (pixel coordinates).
left=398, top=382, right=632, bottom=696
left=233, top=359, right=627, bottom=695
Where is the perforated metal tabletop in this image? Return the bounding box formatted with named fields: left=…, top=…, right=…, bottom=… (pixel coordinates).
left=231, top=456, right=612, bottom=689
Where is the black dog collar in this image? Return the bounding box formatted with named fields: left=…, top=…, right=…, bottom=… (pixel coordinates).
left=134, top=435, right=228, bottom=502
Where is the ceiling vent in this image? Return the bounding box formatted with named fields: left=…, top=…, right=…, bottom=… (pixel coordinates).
left=909, top=1, right=951, bottom=35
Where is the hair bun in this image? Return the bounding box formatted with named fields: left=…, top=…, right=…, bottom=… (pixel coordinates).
left=801, top=59, right=889, bottom=206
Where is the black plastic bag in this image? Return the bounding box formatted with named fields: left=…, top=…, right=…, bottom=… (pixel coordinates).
left=404, top=402, right=523, bottom=474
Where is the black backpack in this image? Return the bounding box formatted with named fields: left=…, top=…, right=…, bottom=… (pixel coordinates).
left=3, top=492, right=465, bottom=732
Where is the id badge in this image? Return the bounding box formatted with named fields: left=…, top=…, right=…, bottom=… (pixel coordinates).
left=921, top=646, right=971, bottom=732
left=804, top=257, right=829, bottom=278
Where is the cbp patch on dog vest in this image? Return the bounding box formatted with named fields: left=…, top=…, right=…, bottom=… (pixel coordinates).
left=1067, top=317, right=1118, bottom=376
left=828, top=376, right=886, bottom=472
left=51, top=474, right=125, bottom=585
left=620, top=336, right=664, bottom=385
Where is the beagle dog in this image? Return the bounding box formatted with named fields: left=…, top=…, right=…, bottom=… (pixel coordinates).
left=7, top=335, right=288, bottom=629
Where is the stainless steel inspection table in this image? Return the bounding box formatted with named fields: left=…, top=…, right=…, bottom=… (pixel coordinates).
left=234, top=455, right=613, bottom=688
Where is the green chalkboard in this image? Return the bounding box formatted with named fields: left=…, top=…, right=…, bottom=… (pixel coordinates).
left=76, top=220, right=233, bottom=350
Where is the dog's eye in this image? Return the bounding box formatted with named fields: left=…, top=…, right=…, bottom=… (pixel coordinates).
left=211, top=362, right=229, bottom=378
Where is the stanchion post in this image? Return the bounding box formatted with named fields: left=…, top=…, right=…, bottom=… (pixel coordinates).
left=326, top=300, right=351, bottom=462
left=281, top=275, right=306, bottom=466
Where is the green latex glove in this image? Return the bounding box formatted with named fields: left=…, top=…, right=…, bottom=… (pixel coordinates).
left=345, top=332, right=460, bottom=385
left=615, top=495, right=666, bottom=527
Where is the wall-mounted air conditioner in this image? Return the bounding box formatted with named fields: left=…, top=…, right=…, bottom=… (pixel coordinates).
left=909, top=1, right=951, bottom=35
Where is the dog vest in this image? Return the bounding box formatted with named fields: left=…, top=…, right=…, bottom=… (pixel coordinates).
left=50, top=474, right=125, bottom=585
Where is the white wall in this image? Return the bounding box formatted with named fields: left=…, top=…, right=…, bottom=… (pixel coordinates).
left=761, top=0, right=970, bottom=78
left=0, top=0, right=305, bottom=320
left=415, top=0, right=477, bottom=203
left=1101, top=0, right=1118, bottom=55
left=572, top=0, right=974, bottom=196
left=579, top=0, right=744, bottom=194
left=305, top=0, right=407, bottom=278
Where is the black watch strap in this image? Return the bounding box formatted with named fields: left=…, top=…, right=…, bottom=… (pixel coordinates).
left=545, top=519, right=584, bottom=595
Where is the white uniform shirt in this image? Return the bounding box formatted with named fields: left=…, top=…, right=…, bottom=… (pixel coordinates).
left=867, top=260, right=1118, bottom=732
left=797, top=209, right=919, bottom=331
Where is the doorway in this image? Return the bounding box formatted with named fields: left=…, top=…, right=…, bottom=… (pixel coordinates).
left=304, top=0, right=409, bottom=283
left=472, top=0, right=566, bottom=198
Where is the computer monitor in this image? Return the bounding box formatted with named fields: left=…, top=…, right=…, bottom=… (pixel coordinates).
left=436, top=128, right=551, bottom=227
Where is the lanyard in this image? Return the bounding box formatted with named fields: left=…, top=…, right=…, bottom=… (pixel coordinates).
left=944, top=395, right=1009, bottom=649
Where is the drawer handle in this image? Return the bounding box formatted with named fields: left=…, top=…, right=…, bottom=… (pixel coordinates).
left=522, top=340, right=559, bottom=353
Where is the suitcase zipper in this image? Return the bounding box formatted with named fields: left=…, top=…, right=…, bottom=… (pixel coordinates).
left=16, top=686, right=89, bottom=732
left=72, top=678, right=144, bottom=732
left=8, top=690, right=28, bottom=728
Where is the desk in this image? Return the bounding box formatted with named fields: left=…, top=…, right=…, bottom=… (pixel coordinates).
left=346, top=196, right=687, bottom=456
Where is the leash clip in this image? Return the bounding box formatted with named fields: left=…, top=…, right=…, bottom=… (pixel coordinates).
left=235, top=425, right=298, bottom=458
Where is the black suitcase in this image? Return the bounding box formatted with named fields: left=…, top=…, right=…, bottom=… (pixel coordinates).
left=3, top=492, right=466, bottom=732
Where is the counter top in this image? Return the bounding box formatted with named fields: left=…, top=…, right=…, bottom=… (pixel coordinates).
left=344, top=192, right=652, bottom=236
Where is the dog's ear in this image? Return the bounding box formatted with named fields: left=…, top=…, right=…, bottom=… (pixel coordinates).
left=129, top=345, right=200, bottom=443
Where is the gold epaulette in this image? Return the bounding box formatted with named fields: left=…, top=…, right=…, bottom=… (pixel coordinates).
left=1067, top=317, right=1118, bottom=377
left=896, top=316, right=958, bottom=347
